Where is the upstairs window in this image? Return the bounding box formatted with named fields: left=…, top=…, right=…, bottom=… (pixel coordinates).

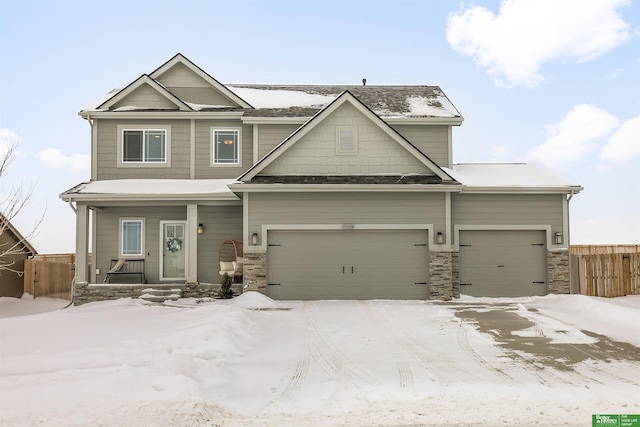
left=336, top=126, right=358, bottom=155
left=212, top=128, right=241, bottom=165
left=122, top=129, right=166, bottom=163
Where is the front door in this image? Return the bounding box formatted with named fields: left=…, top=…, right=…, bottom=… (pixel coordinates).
left=161, top=221, right=186, bottom=280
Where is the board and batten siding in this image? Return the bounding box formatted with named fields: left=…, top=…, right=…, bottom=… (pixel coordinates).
left=261, top=103, right=433, bottom=176
left=393, top=124, right=449, bottom=167
left=196, top=205, right=242, bottom=283
left=452, top=194, right=564, bottom=233
left=96, top=119, right=191, bottom=180
left=248, top=192, right=446, bottom=235
left=194, top=120, right=253, bottom=179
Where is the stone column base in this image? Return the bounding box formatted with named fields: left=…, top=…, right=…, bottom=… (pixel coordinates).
left=243, top=252, right=267, bottom=294
left=429, top=251, right=453, bottom=300
left=548, top=250, right=570, bottom=294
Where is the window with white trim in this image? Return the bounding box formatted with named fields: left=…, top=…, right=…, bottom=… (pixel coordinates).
left=212, top=128, right=241, bottom=165
left=122, top=129, right=166, bottom=163
left=336, top=126, right=358, bottom=155
left=116, top=125, right=171, bottom=168
left=120, top=218, right=144, bottom=257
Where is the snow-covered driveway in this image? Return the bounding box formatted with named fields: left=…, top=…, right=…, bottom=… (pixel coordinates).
left=1, top=293, right=639, bottom=426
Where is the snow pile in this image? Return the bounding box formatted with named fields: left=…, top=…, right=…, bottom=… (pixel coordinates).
left=407, top=95, right=457, bottom=117
left=0, top=294, right=69, bottom=318
left=223, top=291, right=278, bottom=309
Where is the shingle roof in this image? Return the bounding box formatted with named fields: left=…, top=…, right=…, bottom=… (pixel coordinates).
left=229, top=85, right=461, bottom=118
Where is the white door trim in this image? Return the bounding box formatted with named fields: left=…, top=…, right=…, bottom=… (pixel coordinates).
left=159, top=220, right=188, bottom=281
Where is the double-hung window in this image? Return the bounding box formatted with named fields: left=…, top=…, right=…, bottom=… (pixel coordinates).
left=117, top=125, right=171, bottom=167
left=120, top=218, right=144, bottom=258
left=212, top=128, right=241, bottom=165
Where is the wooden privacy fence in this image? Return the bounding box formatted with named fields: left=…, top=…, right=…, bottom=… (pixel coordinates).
left=23, top=255, right=77, bottom=300
left=570, top=245, right=640, bottom=297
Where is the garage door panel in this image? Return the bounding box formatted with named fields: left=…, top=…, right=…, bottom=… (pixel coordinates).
left=267, top=230, right=427, bottom=300
left=459, top=230, right=546, bottom=297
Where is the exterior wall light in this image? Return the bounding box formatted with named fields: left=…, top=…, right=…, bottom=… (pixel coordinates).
left=251, top=232, right=259, bottom=245
left=554, top=232, right=562, bottom=245
left=436, top=232, right=444, bottom=244
left=197, top=224, right=204, bottom=234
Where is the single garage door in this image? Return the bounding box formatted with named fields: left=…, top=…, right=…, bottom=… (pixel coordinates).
left=267, top=230, right=428, bottom=300
left=459, top=230, right=547, bottom=297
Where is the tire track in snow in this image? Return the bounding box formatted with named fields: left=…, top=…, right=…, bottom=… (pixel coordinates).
left=305, top=304, right=379, bottom=392
left=456, top=318, right=514, bottom=382
left=268, top=302, right=311, bottom=405
left=358, top=301, right=417, bottom=390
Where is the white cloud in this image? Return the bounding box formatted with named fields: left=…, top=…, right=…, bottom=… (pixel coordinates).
left=446, top=0, right=631, bottom=87
left=528, top=105, right=619, bottom=168
left=601, top=115, right=640, bottom=162
left=39, top=148, right=90, bottom=172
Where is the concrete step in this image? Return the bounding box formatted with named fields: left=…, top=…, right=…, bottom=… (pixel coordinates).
left=140, top=288, right=183, bottom=304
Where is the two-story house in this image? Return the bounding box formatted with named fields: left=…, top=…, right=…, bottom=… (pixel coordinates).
left=60, top=53, right=582, bottom=304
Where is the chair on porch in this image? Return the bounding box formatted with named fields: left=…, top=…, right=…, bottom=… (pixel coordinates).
left=218, top=240, right=243, bottom=283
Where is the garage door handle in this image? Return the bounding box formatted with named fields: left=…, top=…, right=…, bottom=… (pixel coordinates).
left=460, top=283, right=473, bottom=286
left=268, top=283, right=281, bottom=286
left=343, top=266, right=345, bottom=274
left=351, top=266, right=354, bottom=274
left=532, top=281, right=545, bottom=284
left=414, top=282, right=427, bottom=285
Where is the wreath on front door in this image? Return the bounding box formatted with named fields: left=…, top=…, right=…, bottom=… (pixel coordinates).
left=166, top=237, right=183, bottom=253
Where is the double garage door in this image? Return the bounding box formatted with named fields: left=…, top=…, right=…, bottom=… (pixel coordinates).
left=267, top=230, right=428, bottom=300
left=459, top=230, right=547, bottom=297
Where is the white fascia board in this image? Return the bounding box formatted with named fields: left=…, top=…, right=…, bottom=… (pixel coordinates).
left=241, top=117, right=309, bottom=125
left=79, top=111, right=245, bottom=120
left=227, top=183, right=463, bottom=193
left=97, top=75, right=192, bottom=111
left=460, top=185, right=584, bottom=194
left=384, top=117, right=464, bottom=126
left=59, top=193, right=240, bottom=203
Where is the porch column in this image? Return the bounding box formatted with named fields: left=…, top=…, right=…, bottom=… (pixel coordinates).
left=186, top=204, right=198, bottom=284
left=75, top=204, right=89, bottom=284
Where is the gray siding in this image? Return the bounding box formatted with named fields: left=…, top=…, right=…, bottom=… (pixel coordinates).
left=94, top=205, right=241, bottom=284
left=257, top=124, right=302, bottom=159
left=248, top=192, right=446, bottom=234
left=96, top=119, right=191, bottom=180
left=94, top=206, right=186, bottom=284
left=261, top=103, right=432, bottom=175
left=196, top=205, right=243, bottom=283
left=452, top=194, right=563, bottom=230
left=112, top=85, right=178, bottom=110
left=194, top=120, right=254, bottom=179
left=154, top=62, right=237, bottom=106
left=393, top=124, right=449, bottom=167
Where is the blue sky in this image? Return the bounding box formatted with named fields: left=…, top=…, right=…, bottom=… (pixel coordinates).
left=1, top=0, right=638, bottom=253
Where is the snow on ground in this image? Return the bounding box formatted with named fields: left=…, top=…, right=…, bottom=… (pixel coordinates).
left=0, top=294, right=69, bottom=318
left=1, top=292, right=639, bottom=426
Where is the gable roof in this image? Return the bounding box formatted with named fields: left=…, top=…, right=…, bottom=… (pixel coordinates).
left=150, top=53, right=253, bottom=109
left=0, top=213, right=37, bottom=255
left=96, top=75, right=193, bottom=111
left=231, top=85, right=461, bottom=120
left=238, top=91, right=457, bottom=183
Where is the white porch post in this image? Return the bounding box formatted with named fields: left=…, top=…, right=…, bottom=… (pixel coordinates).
left=186, top=204, right=198, bottom=283
left=75, top=204, right=90, bottom=284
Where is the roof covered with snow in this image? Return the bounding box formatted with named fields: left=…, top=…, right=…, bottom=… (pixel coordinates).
left=60, top=179, right=240, bottom=201
left=445, top=163, right=583, bottom=192
left=229, top=85, right=461, bottom=119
